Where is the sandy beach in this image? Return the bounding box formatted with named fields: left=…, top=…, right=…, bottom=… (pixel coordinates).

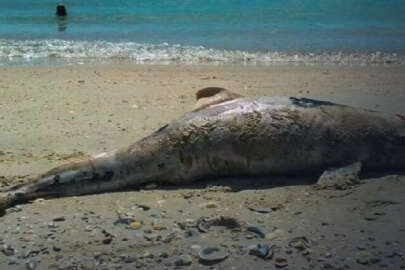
left=1, top=64, right=405, bottom=269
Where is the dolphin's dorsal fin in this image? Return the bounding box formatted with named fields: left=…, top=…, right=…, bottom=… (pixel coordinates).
left=193, top=87, right=243, bottom=111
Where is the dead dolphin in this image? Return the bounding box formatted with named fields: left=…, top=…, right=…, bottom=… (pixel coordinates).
left=1, top=87, right=404, bottom=214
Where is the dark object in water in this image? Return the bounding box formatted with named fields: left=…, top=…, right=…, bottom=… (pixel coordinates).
left=56, top=4, right=67, bottom=16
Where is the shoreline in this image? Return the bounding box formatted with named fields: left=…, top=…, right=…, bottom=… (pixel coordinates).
left=2, top=59, right=405, bottom=68
left=1, top=39, right=405, bottom=66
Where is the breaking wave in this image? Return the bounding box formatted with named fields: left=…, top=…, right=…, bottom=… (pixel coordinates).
left=0, top=39, right=404, bottom=66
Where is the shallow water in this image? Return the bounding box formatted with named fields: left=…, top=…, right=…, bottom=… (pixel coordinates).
left=1, top=0, right=405, bottom=65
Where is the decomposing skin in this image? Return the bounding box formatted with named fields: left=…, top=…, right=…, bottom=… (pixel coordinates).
left=1, top=87, right=404, bottom=214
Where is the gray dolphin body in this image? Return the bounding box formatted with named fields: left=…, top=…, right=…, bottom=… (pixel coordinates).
left=1, top=88, right=405, bottom=213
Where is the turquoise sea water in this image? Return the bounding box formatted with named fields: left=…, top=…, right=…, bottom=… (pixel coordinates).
left=1, top=0, right=405, bottom=65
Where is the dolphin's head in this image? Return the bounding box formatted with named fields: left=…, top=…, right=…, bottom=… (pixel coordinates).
left=0, top=155, right=119, bottom=215
left=0, top=161, right=99, bottom=215
left=20, top=153, right=118, bottom=198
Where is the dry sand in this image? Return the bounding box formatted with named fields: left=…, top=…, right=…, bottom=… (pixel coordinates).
left=0, top=64, right=405, bottom=269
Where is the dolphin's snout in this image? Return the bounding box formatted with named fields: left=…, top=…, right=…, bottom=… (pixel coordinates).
left=0, top=191, right=18, bottom=216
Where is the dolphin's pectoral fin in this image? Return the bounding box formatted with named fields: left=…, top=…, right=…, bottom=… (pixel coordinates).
left=193, top=87, right=243, bottom=111
left=315, top=162, right=362, bottom=190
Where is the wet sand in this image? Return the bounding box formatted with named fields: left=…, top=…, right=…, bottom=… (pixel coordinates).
left=0, top=64, right=405, bottom=269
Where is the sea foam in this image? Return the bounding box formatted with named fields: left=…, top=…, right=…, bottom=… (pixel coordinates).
left=0, top=39, right=403, bottom=66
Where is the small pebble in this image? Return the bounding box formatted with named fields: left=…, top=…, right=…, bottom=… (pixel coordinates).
left=247, top=226, right=266, bottom=238
left=200, top=202, right=219, bottom=208
left=158, top=252, right=169, bottom=258
left=143, top=233, right=158, bottom=241
left=152, top=224, right=167, bottom=231
left=175, top=254, right=192, bottom=266
left=137, top=204, right=151, bottom=211
left=324, top=252, right=332, bottom=258
left=289, top=236, right=311, bottom=250
left=248, top=243, right=272, bottom=259
left=161, top=232, right=176, bottom=243
left=130, top=221, right=143, bottom=230
left=47, top=222, right=58, bottom=229
left=357, top=245, right=367, bottom=250
left=53, top=216, right=66, bottom=222
left=1, top=244, right=15, bottom=256
left=124, top=255, right=137, bottom=263
left=25, top=260, right=39, bottom=270
left=25, top=249, right=40, bottom=258
left=266, top=229, right=285, bottom=241
left=198, top=247, right=228, bottom=263
left=191, top=245, right=201, bottom=251
left=302, top=249, right=311, bottom=256
left=185, top=229, right=199, bottom=238
left=8, top=258, right=17, bottom=265
left=102, top=237, right=113, bottom=244
left=141, top=251, right=153, bottom=259
left=274, top=257, right=288, bottom=268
